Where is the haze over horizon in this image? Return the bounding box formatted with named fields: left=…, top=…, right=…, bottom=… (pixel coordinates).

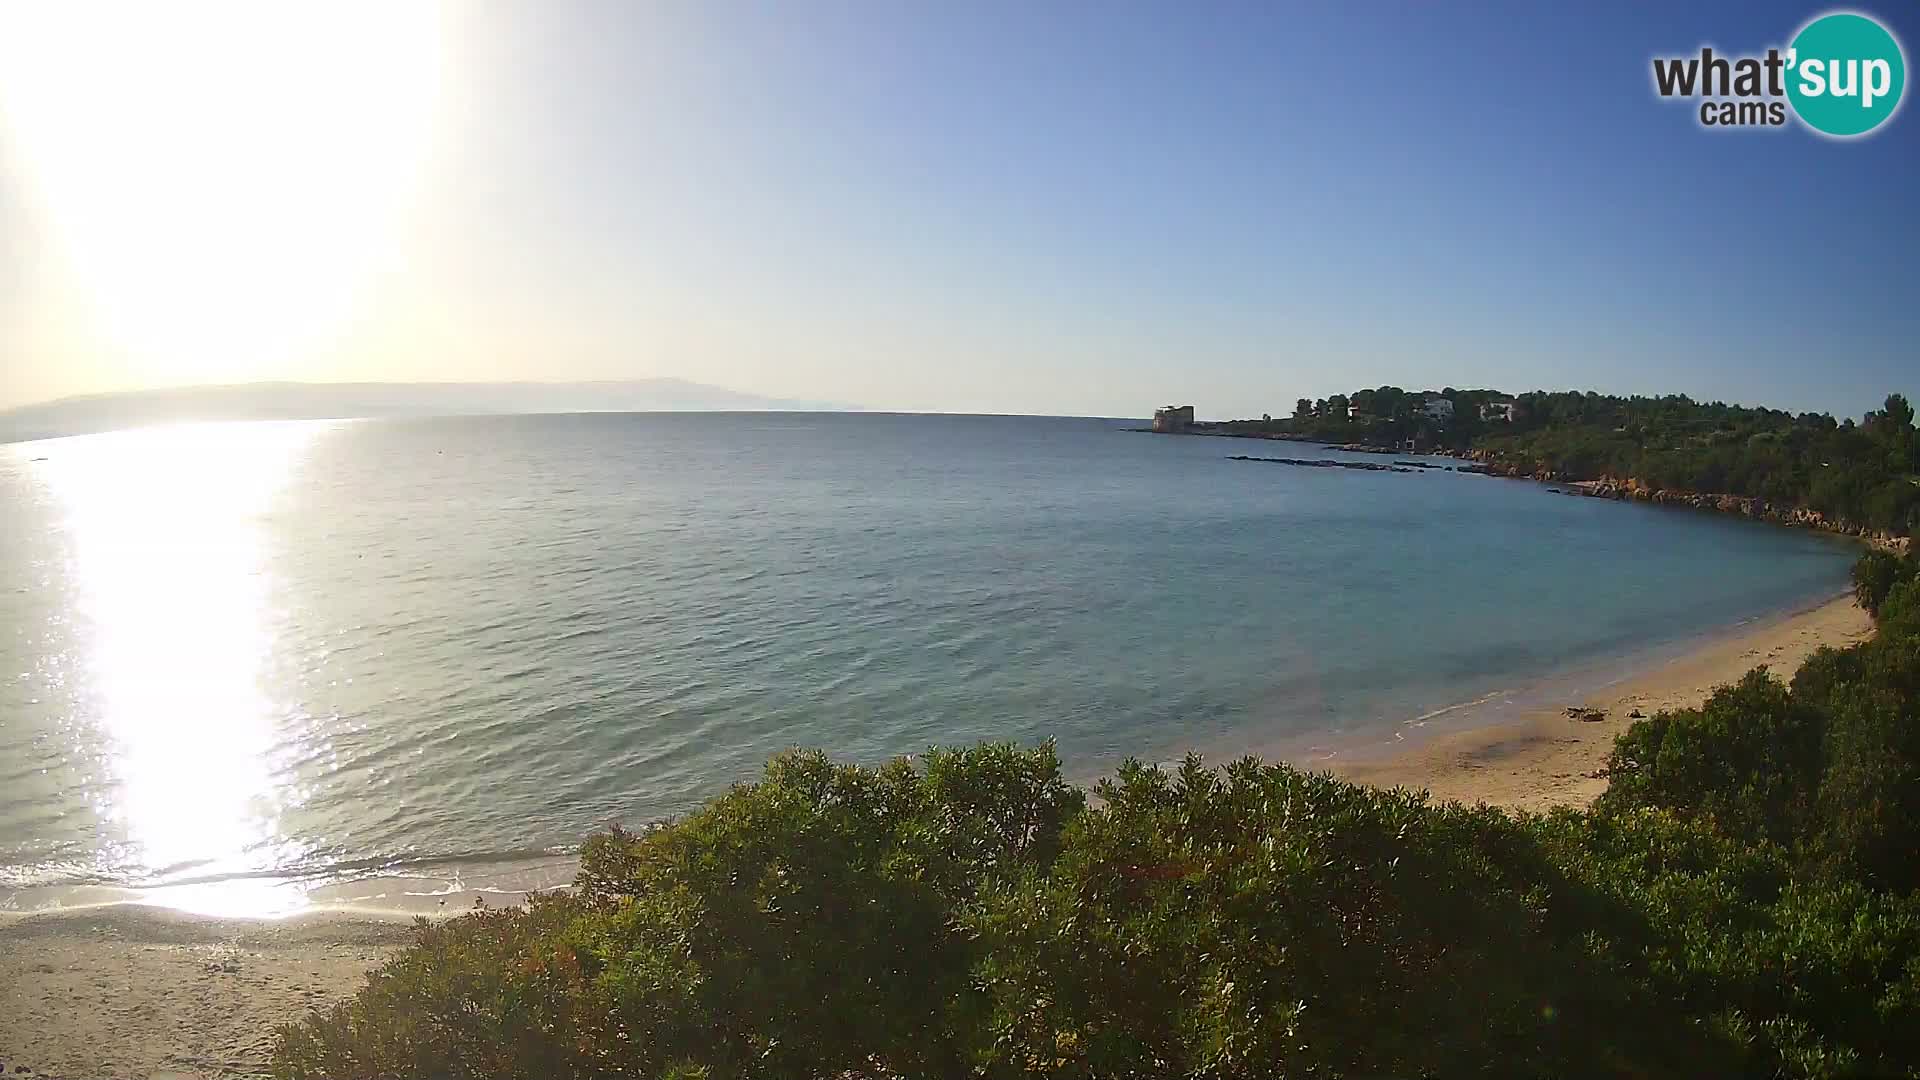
left=2, top=1, right=1915, bottom=421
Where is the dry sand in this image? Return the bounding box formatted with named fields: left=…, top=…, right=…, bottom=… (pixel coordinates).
left=1329, top=593, right=1874, bottom=811
left=0, top=595, right=1874, bottom=1078
left=0, top=905, right=415, bottom=1079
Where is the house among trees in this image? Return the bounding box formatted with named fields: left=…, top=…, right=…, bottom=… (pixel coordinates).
left=1481, top=398, right=1517, bottom=423
left=1152, top=404, right=1195, bottom=433
left=1420, top=395, right=1454, bottom=423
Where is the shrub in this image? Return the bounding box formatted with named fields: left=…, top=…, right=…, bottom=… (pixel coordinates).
left=960, top=757, right=1704, bottom=1078
left=276, top=743, right=1084, bottom=1080
left=271, top=894, right=620, bottom=1080
left=1596, top=669, right=1822, bottom=846
left=1850, top=549, right=1911, bottom=616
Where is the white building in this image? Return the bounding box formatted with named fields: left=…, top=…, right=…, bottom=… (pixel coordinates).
left=1481, top=400, right=1517, bottom=423
left=1152, top=404, right=1195, bottom=433
left=1421, top=396, right=1454, bottom=423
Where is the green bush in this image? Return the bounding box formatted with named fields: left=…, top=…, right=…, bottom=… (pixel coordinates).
left=273, top=752, right=1920, bottom=1078
left=272, top=893, right=617, bottom=1079
left=1536, top=808, right=1920, bottom=1076
left=1596, top=669, right=1821, bottom=846
left=1851, top=549, right=1913, bottom=615
left=1880, top=577, right=1920, bottom=640
left=958, top=758, right=1705, bottom=1078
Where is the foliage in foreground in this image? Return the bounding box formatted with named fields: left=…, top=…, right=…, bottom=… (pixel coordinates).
left=275, top=556, right=1920, bottom=1080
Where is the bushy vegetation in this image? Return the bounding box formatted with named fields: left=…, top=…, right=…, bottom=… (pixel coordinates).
left=1248, top=388, right=1919, bottom=535
left=1483, top=392, right=1918, bottom=535
left=1603, top=549, right=1920, bottom=892
left=275, top=554, right=1920, bottom=1079
left=1223, top=384, right=1518, bottom=452
left=1853, top=548, right=1916, bottom=615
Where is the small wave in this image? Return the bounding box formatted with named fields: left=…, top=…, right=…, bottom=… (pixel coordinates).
left=3, top=845, right=583, bottom=892
left=1409, top=688, right=1512, bottom=726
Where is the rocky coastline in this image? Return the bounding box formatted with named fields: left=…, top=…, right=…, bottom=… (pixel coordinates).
left=1149, top=422, right=1909, bottom=552
left=1458, top=450, right=1911, bottom=552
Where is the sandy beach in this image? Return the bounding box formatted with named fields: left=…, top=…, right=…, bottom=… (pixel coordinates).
left=0, top=593, right=1876, bottom=1079
left=1329, top=592, right=1874, bottom=811
left=0, top=906, right=414, bottom=1080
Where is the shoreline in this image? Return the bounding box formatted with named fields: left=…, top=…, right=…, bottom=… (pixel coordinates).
left=1320, top=591, right=1873, bottom=811
left=0, top=593, right=1877, bottom=1078
left=5, top=589, right=1873, bottom=921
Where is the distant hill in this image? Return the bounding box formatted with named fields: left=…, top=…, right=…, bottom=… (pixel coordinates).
left=0, top=379, right=859, bottom=443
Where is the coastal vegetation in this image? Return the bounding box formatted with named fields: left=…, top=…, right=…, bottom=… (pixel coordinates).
left=1234, top=389, right=1919, bottom=537
left=274, top=555, right=1920, bottom=1079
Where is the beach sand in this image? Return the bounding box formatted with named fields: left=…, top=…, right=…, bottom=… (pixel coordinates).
left=0, top=595, right=1874, bottom=1078
left=1328, top=593, right=1873, bottom=811
left=0, top=905, right=415, bottom=1079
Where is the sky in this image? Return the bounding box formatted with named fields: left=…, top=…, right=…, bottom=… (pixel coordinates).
left=0, top=1, right=1915, bottom=420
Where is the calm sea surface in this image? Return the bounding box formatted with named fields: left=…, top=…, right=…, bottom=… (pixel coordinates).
left=0, top=413, right=1857, bottom=905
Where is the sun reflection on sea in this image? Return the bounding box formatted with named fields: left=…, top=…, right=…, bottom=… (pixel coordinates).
left=34, top=421, right=328, bottom=917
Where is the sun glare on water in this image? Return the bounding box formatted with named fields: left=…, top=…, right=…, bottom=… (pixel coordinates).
left=0, top=1, right=442, bottom=384
left=33, top=422, right=330, bottom=918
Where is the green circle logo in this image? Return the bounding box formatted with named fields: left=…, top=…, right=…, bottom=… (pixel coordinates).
left=1787, top=12, right=1906, bottom=137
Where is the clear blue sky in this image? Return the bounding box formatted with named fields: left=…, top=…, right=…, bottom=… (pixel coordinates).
left=0, top=0, right=1914, bottom=419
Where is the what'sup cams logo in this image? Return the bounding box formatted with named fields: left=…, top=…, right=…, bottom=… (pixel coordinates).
left=1652, top=10, right=1906, bottom=137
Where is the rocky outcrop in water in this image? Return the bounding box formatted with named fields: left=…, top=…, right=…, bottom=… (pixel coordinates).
left=1228, top=455, right=1418, bottom=473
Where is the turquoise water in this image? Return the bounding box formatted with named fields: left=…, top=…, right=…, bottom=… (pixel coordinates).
left=0, top=413, right=1858, bottom=900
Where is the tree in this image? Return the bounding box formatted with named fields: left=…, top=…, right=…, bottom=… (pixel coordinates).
left=1850, top=549, right=1908, bottom=615
left=1598, top=669, right=1822, bottom=846
left=1874, top=393, right=1914, bottom=433
left=1294, top=397, right=1313, bottom=420
left=1872, top=393, right=1917, bottom=477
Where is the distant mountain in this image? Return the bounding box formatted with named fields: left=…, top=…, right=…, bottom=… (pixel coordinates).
left=0, top=379, right=860, bottom=443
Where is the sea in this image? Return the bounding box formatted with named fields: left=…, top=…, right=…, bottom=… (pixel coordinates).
left=0, top=412, right=1859, bottom=913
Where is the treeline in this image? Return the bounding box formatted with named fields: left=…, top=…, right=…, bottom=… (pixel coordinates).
left=1246, top=388, right=1919, bottom=536
left=1220, top=384, right=1517, bottom=449
left=275, top=553, right=1920, bottom=1079
left=1482, top=392, right=1919, bottom=535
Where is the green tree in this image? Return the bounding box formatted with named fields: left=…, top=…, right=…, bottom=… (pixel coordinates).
left=1598, top=669, right=1821, bottom=846
left=1851, top=549, right=1911, bottom=615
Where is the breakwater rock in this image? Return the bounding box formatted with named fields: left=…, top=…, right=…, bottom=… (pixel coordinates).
left=1229, top=455, right=1418, bottom=474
